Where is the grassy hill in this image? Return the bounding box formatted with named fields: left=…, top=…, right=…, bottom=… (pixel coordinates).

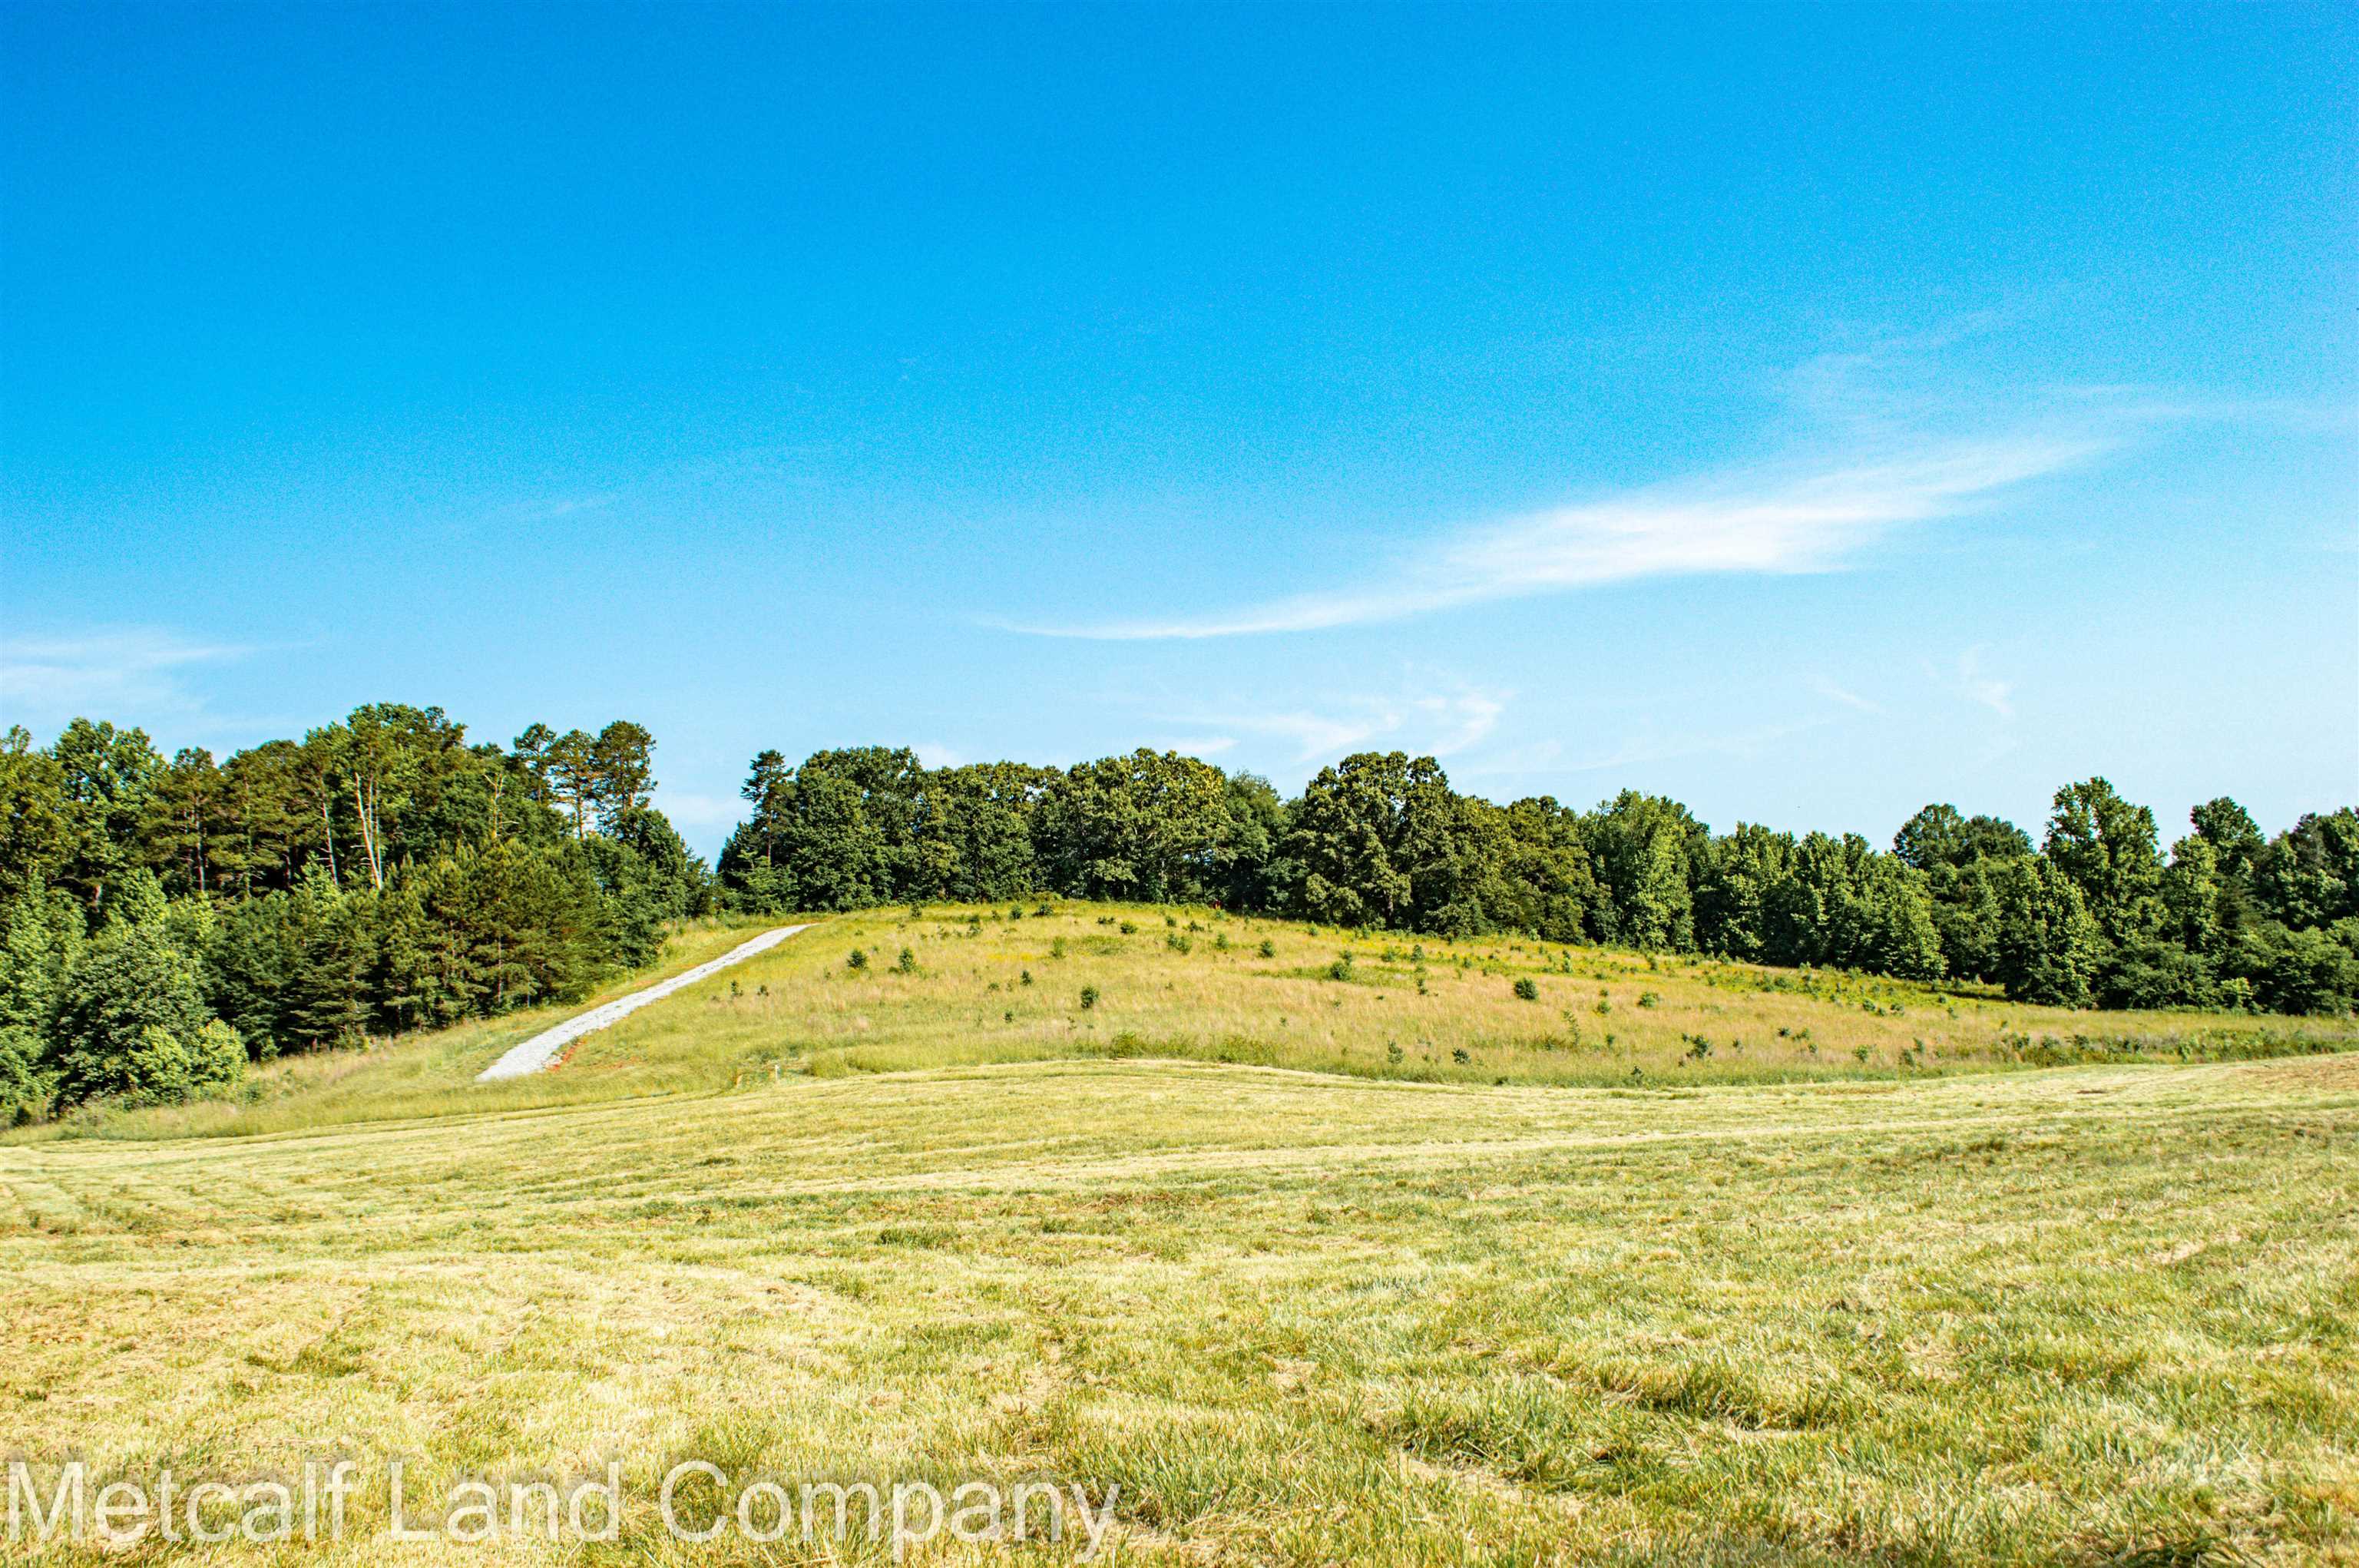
left=16, top=901, right=2354, bottom=1145
left=3, top=905, right=2354, bottom=1563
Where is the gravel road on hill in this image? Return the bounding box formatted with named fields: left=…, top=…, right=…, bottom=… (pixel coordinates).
left=475, top=923, right=812, bottom=1082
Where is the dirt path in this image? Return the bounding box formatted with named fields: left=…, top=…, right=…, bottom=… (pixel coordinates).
left=474, top=924, right=812, bottom=1082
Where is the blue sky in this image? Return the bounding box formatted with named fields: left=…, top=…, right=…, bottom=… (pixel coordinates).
left=4, top=3, right=2354, bottom=858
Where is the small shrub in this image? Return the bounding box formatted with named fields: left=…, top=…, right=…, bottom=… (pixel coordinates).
left=1119, top=921, right=1139, bottom=935
left=894, top=948, right=918, bottom=974
left=1257, top=939, right=1275, bottom=958
left=1020, top=969, right=1034, bottom=987
left=1166, top=931, right=1192, bottom=954
left=1079, top=986, right=1100, bottom=1011
left=845, top=949, right=868, bottom=971
left=1050, top=937, right=1067, bottom=959
left=1451, top=1047, right=1471, bottom=1064
left=1513, top=978, right=1539, bottom=1002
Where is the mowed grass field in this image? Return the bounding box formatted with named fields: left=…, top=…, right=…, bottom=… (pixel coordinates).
left=3, top=904, right=2356, bottom=1563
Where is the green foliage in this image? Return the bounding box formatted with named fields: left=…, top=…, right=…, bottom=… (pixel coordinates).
left=0, top=706, right=712, bottom=1115
left=91, top=1020, right=246, bottom=1107
left=1584, top=791, right=1704, bottom=951
left=7, top=693, right=2357, bottom=1123
left=1991, top=858, right=2103, bottom=1007
left=1078, top=984, right=1099, bottom=1010
left=51, top=920, right=217, bottom=1105
left=2046, top=778, right=2166, bottom=948
left=0, top=883, right=80, bottom=1040
left=1288, top=752, right=1491, bottom=933
left=1513, top=977, right=1539, bottom=1002
left=0, top=1021, right=47, bottom=1118
left=0, top=728, right=72, bottom=905
left=2236, top=920, right=2359, bottom=1015
left=1036, top=749, right=1235, bottom=904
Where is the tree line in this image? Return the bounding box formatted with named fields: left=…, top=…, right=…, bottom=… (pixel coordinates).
left=719, top=746, right=2359, bottom=1016
left=5, top=711, right=2351, bottom=1120
left=0, top=708, right=713, bottom=1116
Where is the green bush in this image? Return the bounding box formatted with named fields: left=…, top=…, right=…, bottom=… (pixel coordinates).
left=66, top=1014, right=243, bottom=1110
left=52, top=922, right=219, bottom=1107
left=0, top=1023, right=51, bottom=1120
left=1079, top=985, right=1100, bottom=1011
left=1513, top=978, right=1539, bottom=1001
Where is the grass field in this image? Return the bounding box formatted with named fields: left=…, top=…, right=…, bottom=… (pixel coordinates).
left=16, top=901, right=2354, bottom=1145
left=4, top=905, right=2355, bottom=1563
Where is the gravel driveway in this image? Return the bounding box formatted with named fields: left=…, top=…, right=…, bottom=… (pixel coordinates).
left=475, top=923, right=812, bottom=1082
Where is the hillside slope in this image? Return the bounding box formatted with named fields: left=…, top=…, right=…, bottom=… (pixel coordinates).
left=24, top=901, right=2356, bottom=1145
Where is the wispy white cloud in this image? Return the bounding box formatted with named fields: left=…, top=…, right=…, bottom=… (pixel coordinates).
left=1811, top=676, right=1884, bottom=716
left=1413, top=689, right=1507, bottom=755
left=0, top=628, right=251, bottom=726
left=1940, top=646, right=2014, bottom=720
left=1223, top=709, right=1388, bottom=761
left=1021, top=433, right=2103, bottom=640
left=511, top=493, right=622, bottom=524
left=1775, top=314, right=2010, bottom=434
left=1180, top=683, right=1509, bottom=764
left=2047, top=384, right=2359, bottom=436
